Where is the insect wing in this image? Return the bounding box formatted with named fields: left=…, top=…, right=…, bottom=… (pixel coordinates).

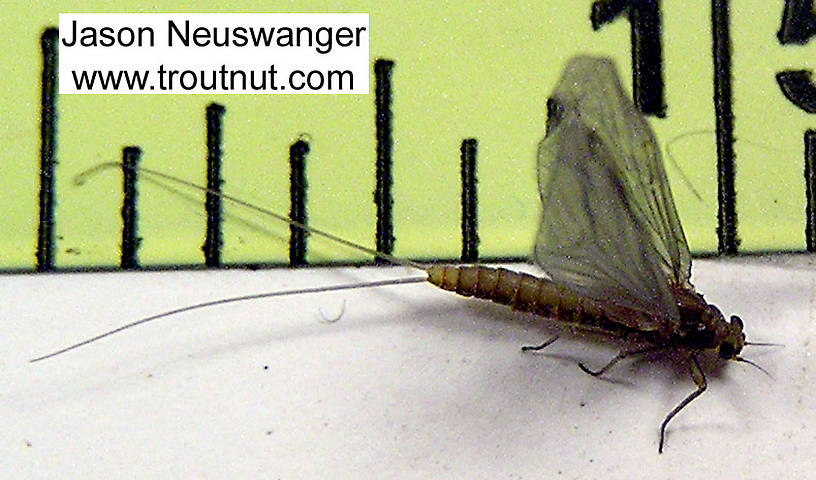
left=533, top=57, right=692, bottom=326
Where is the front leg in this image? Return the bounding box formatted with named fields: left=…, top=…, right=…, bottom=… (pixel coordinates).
left=659, top=354, right=707, bottom=453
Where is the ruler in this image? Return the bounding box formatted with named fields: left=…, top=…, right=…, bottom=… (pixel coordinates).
left=1, top=1, right=814, bottom=272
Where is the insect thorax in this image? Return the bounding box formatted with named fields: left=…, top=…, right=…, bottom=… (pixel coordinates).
left=664, top=288, right=745, bottom=358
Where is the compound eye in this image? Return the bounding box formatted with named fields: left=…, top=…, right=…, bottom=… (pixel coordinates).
left=730, top=315, right=744, bottom=329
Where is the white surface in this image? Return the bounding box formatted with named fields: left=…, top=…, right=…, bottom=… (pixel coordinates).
left=2, top=258, right=814, bottom=478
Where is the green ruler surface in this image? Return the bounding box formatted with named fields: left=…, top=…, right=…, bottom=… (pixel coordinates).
left=1, top=1, right=813, bottom=271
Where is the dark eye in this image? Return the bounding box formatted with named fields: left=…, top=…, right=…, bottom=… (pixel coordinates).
left=719, top=342, right=735, bottom=359
left=730, top=315, right=743, bottom=329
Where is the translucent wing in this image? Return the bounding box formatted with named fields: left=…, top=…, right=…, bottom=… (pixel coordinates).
left=534, top=56, right=692, bottom=327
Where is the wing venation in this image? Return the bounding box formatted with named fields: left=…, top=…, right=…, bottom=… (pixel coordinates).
left=534, top=56, right=692, bottom=327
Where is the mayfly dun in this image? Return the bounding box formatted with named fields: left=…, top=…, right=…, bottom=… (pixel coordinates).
left=31, top=56, right=772, bottom=453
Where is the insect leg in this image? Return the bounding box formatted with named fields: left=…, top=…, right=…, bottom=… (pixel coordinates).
left=520, top=335, right=560, bottom=352
left=658, top=354, right=707, bottom=453
left=578, top=345, right=663, bottom=376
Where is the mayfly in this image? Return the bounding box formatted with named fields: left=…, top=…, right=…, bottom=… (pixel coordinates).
left=31, top=56, right=771, bottom=453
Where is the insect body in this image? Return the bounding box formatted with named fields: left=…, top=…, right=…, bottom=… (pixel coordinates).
left=32, top=56, right=767, bottom=454
left=430, top=56, right=763, bottom=453
left=428, top=262, right=748, bottom=452
left=428, top=264, right=744, bottom=361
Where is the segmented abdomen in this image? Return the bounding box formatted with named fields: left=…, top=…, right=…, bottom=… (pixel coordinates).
left=426, top=265, right=634, bottom=333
